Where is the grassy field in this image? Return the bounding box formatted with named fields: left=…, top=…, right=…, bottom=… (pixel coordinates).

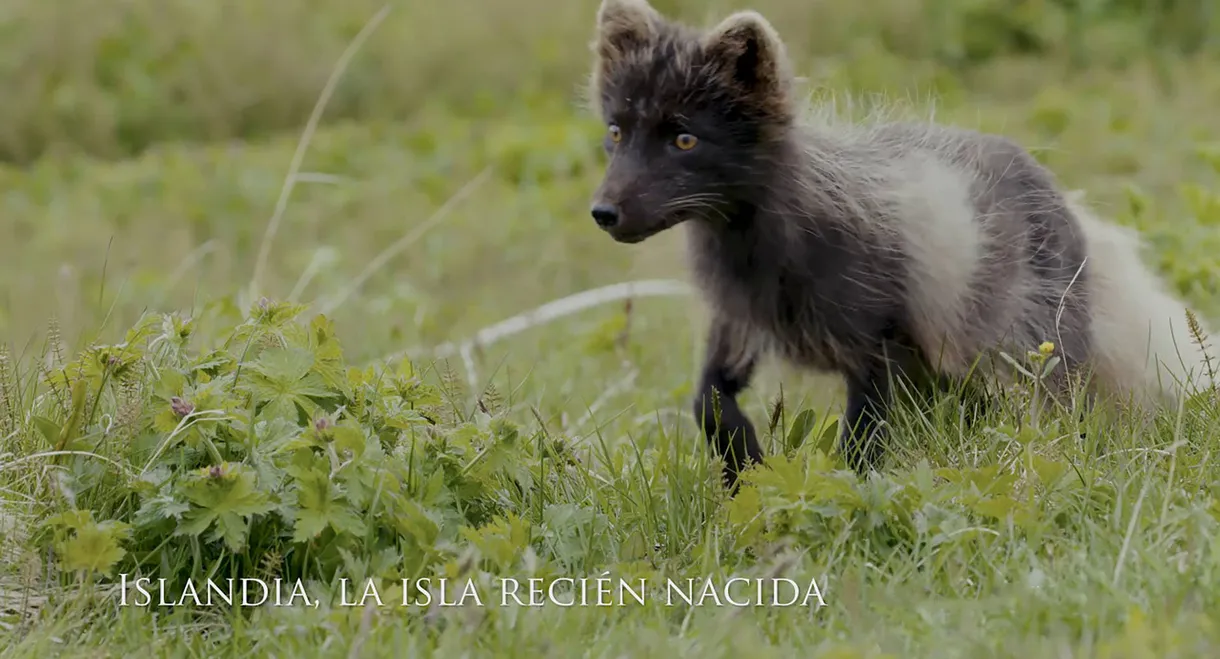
left=3, top=0, right=1220, bottom=656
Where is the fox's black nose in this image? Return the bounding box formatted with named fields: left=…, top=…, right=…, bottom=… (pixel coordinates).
left=591, top=203, right=619, bottom=229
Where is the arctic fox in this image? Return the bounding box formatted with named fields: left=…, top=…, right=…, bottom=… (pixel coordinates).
left=586, top=0, right=1214, bottom=488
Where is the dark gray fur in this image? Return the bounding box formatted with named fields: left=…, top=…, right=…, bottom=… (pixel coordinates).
left=589, top=1, right=1093, bottom=489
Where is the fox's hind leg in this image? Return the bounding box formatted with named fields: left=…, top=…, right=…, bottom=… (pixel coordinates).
left=693, top=319, right=764, bottom=493
left=840, top=370, right=891, bottom=474
left=936, top=371, right=996, bottom=431
left=838, top=327, right=928, bottom=474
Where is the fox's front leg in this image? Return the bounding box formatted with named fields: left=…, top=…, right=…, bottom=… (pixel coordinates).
left=692, top=320, right=763, bottom=492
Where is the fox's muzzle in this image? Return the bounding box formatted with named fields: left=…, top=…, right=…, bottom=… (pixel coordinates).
left=592, top=161, right=673, bottom=243
left=588, top=199, right=656, bottom=243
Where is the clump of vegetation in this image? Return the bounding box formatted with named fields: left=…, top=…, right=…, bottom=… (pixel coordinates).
left=15, top=301, right=557, bottom=591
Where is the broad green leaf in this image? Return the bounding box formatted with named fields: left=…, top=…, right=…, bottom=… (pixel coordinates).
left=248, top=347, right=314, bottom=383
left=1031, top=455, right=1068, bottom=488
left=785, top=409, right=818, bottom=453
left=289, top=464, right=368, bottom=542
left=812, top=415, right=841, bottom=456
left=133, top=493, right=191, bottom=528
left=970, top=496, right=1018, bottom=520
left=173, top=463, right=274, bottom=552
left=392, top=498, right=441, bottom=547
left=46, top=510, right=132, bottom=577
left=32, top=416, right=61, bottom=445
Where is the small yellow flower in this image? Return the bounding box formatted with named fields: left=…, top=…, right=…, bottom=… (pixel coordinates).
left=1039, top=341, right=1055, bottom=356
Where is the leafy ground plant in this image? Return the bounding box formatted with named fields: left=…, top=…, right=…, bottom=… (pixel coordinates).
left=20, top=301, right=545, bottom=586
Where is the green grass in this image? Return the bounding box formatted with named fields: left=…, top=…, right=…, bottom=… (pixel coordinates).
left=3, top=1, right=1220, bottom=657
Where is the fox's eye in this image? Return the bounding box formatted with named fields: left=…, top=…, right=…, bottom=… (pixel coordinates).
left=608, top=125, right=622, bottom=143
left=675, top=133, right=698, bottom=150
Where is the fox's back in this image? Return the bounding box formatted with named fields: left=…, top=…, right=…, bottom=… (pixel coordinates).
left=836, top=120, right=1092, bottom=378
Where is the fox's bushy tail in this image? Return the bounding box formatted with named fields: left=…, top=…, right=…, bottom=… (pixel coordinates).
left=1071, top=194, right=1215, bottom=405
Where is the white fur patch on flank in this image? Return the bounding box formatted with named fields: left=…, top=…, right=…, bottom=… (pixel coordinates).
left=888, top=156, right=982, bottom=374
left=1071, top=195, right=1214, bottom=404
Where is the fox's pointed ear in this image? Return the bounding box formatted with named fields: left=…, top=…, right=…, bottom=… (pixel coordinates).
left=701, top=11, right=792, bottom=114
left=595, top=0, right=661, bottom=60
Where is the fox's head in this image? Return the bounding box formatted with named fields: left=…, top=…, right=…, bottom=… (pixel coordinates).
left=587, top=0, right=796, bottom=243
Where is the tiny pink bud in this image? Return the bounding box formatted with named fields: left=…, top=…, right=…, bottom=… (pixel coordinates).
left=170, top=396, right=194, bottom=417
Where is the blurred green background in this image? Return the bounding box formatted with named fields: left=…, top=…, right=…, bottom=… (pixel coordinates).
left=0, top=0, right=1216, bottom=165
